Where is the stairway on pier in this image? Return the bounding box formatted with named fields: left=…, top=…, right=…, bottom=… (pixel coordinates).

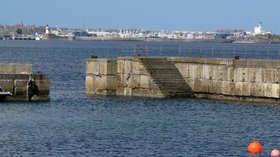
left=140, top=57, right=194, bottom=98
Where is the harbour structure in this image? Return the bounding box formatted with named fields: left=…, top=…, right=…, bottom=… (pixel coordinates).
left=0, top=64, right=50, bottom=101
left=86, top=56, right=280, bottom=103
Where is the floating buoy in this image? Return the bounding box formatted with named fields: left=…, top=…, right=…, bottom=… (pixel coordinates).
left=248, top=141, right=262, bottom=154
left=271, top=149, right=280, bottom=156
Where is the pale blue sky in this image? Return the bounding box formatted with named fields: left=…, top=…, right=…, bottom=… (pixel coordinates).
left=0, top=0, right=279, bottom=33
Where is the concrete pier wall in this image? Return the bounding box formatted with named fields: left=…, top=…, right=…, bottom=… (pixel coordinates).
left=172, top=57, right=280, bottom=102
left=0, top=64, right=50, bottom=101
left=86, top=57, right=280, bottom=102
left=86, top=58, right=164, bottom=97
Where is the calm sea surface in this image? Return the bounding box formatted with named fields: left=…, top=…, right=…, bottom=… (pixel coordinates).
left=0, top=40, right=280, bottom=156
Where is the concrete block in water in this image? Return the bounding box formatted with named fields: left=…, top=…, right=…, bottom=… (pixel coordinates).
left=35, top=80, right=50, bottom=95
left=192, top=78, right=201, bottom=92
left=175, top=63, right=189, bottom=78
left=222, top=67, right=234, bottom=82
left=222, top=81, right=235, bottom=95
left=264, top=69, right=278, bottom=83
left=255, top=69, right=264, bottom=83
left=0, top=64, right=32, bottom=74
left=14, top=80, right=28, bottom=96
left=85, top=76, right=94, bottom=94
left=86, top=59, right=117, bottom=75
left=0, top=64, right=50, bottom=101
left=209, top=80, right=222, bottom=94
left=0, top=80, right=14, bottom=92
left=264, top=83, right=279, bottom=98
left=127, top=75, right=140, bottom=89
left=234, top=68, right=243, bottom=82
left=140, top=75, right=150, bottom=89
left=86, top=75, right=118, bottom=95
left=188, top=64, right=198, bottom=79
left=124, top=87, right=132, bottom=96
left=202, top=65, right=210, bottom=79
left=241, top=82, right=250, bottom=96
left=212, top=66, right=223, bottom=81
left=250, top=83, right=264, bottom=97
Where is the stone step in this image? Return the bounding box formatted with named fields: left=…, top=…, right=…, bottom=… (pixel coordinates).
left=150, top=76, right=184, bottom=79
left=140, top=57, right=193, bottom=98
left=157, top=86, right=189, bottom=91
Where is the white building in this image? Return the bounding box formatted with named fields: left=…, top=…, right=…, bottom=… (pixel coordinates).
left=45, top=25, right=50, bottom=34
left=254, top=22, right=264, bottom=35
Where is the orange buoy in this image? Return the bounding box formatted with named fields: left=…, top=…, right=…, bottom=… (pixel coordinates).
left=248, top=141, right=262, bottom=154
left=271, top=149, right=280, bottom=156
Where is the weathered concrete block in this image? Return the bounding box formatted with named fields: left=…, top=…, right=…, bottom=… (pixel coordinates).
left=209, top=80, right=222, bottom=94
left=222, top=67, right=234, bottom=82
left=0, top=80, right=14, bottom=92
left=132, top=61, right=140, bottom=74
left=264, top=69, right=278, bottom=83
left=248, top=68, right=257, bottom=82
left=242, top=68, right=250, bottom=82
left=222, top=81, right=235, bottom=95
left=116, top=87, right=124, bottom=96
left=132, top=88, right=151, bottom=97
left=89, top=75, right=117, bottom=93
left=140, top=75, right=150, bottom=89
left=250, top=83, right=264, bottom=97
left=212, top=66, right=224, bottom=80
left=192, top=78, right=202, bottom=92
left=0, top=64, right=32, bottom=74
left=202, top=65, right=210, bottom=79
left=186, top=78, right=194, bottom=91
left=124, top=60, right=133, bottom=74
left=14, top=80, right=28, bottom=96
left=189, top=64, right=197, bottom=79
left=234, top=68, right=243, bottom=82
left=219, top=59, right=233, bottom=66
left=151, top=88, right=164, bottom=98
left=201, top=79, right=209, bottom=93
left=107, top=60, right=117, bottom=75
left=272, top=84, right=280, bottom=98
left=234, top=82, right=243, bottom=96
left=175, top=63, right=189, bottom=78
left=188, top=64, right=202, bottom=79
left=255, top=68, right=264, bottom=83
left=86, top=59, right=117, bottom=75
left=35, top=80, right=50, bottom=95
left=86, top=76, right=94, bottom=94
left=264, top=83, right=279, bottom=98
left=138, top=63, right=149, bottom=75
left=117, top=60, right=125, bottom=74
left=86, top=59, right=100, bottom=75
left=116, top=74, right=126, bottom=87
left=241, top=82, right=250, bottom=96
left=124, top=87, right=132, bottom=96
left=196, top=65, right=203, bottom=79
left=128, top=75, right=140, bottom=88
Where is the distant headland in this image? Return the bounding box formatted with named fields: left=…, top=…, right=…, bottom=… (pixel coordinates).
left=0, top=23, right=279, bottom=43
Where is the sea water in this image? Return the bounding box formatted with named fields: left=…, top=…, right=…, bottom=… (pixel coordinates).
left=0, top=40, right=280, bottom=156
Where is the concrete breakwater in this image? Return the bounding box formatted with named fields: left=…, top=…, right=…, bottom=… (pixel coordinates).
left=0, top=64, right=50, bottom=101
left=86, top=56, right=280, bottom=103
